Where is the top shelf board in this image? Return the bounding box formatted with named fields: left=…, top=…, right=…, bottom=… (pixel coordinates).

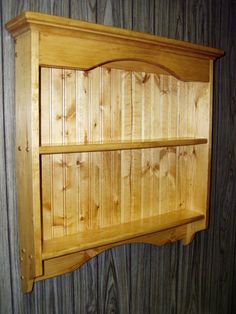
left=39, top=138, right=207, bottom=155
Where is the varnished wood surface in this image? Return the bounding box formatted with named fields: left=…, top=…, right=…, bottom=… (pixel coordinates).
left=5, top=12, right=224, bottom=83
left=15, top=30, right=43, bottom=291
left=42, top=210, right=204, bottom=259
left=6, top=11, right=223, bottom=59
left=39, top=66, right=210, bottom=246
left=39, top=138, right=207, bottom=154
left=1, top=0, right=235, bottom=313
left=37, top=225, right=187, bottom=282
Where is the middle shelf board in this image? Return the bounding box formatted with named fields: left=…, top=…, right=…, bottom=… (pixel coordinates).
left=42, top=209, right=205, bottom=259
left=39, top=138, right=207, bottom=155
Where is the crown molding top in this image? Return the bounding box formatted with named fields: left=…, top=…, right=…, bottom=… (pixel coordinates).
left=6, top=11, right=224, bottom=61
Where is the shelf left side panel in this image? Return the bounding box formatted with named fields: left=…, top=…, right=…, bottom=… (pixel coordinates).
left=15, top=30, right=42, bottom=292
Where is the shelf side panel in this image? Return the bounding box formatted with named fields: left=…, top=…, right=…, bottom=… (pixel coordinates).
left=15, top=30, right=42, bottom=291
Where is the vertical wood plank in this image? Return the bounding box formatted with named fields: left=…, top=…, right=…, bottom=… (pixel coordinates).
left=33, top=0, right=70, bottom=16
left=207, top=0, right=236, bottom=312
left=167, top=77, right=178, bottom=213
left=150, top=243, right=179, bottom=314
left=130, top=72, right=142, bottom=221
left=51, top=69, right=65, bottom=238
left=76, top=71, right=90, bottom=232
left=100, top=68, right=112, bottom=227
left=41, top=68, right=53, bottom=240
left=130, top=243, right=151, bottom=314
left=97, top=0, right=132, bottom=28
left=89, top=68, right=102, bottom=229
left=15, top=29, right=42, bottom=290
left=150, top=74, right=161, bottom=217
left=1, top=0, right=25, bottom=309
left=111, top=69, right=121, bottom=225
left=132, top=0, right=155, bottom=33
left=177, top=80, right=189, bottom=213
left=154, top=0, right=170, bottom=37
left=159, top=75, right=170, bottom=213
left=98, top=246, right=130, bottom=314
left=184, top=0, right=210, bottom=45
left=0, top=2, right=13, bottom=310
left=120, top=71, right=132, bottom=223
left=73, top=258, right=98, bottom=313
left=141, top=73, right=152, bottom=219
left=64, top=70, right=78, bottom=235
left=70, top=0, right=97, bottom=22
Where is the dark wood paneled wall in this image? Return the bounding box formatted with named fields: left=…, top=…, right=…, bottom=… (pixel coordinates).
left=0, top=1, right=235, bottom=313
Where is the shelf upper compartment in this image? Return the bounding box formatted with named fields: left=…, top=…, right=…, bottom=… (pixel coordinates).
left=42, top=209, right=205, bottom=259
left=39, top=138, right=207, bottom=155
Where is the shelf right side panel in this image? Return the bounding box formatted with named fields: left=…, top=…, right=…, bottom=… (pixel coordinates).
left=40, top=66, right=211, bottom=241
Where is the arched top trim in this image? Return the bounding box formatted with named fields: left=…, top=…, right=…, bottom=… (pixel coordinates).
left=86, top=58, right=182, bottom=80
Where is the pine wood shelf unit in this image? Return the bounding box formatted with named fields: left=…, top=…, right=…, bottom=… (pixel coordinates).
left=6, top=11, right=224, bottom=293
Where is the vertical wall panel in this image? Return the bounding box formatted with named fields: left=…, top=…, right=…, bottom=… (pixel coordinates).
left=97, top=0, right=133, bottom=28
left=208, top=0, right=236, bottom=312
left=0, top=0, right=235, bottom=313
left=70, top=0, right=97, bottom=22
left=1, top=0, right=24, bottom=312
left=0, top=1, right=13, bottom=313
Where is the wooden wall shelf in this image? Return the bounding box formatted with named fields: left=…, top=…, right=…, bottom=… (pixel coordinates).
left=6, top=11, right=224, bottom=293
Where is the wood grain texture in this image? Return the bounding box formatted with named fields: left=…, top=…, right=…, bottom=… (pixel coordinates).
left=39, top=66, right=209, bottom=245
left=0, top=5, right=13, bottom=312
left=42, top=210, right=204, bottom=259
left=15, top=29, right=42, bottom=291
left=1, top=0, right=23, bottom=311
left=70, top=0, right=97, bottom=22
left=73, top=257, right=98, bottom=314
left=130, top=3, right=153, bottom=313
left=39, top=138, right=207, bottom=154
left=0, top=0, right=235, bottom=313
left=98, top=245, right=130, bottom=314
left=96, top=4, right=132, bottom=314
left=208, top=0, right=236, bottom=313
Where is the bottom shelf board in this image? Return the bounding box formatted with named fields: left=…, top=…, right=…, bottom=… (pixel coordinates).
left=42, top=209, right=204, bottom=259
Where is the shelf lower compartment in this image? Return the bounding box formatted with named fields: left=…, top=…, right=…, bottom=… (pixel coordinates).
left=42, top=209, right=205, bottom=260
left=39, top=138, right=207, bottom=155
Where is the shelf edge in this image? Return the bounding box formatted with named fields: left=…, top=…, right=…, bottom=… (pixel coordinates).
left=39, top=138, right=208, bottom=155
left=42, top=209, right=205, bottom=259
